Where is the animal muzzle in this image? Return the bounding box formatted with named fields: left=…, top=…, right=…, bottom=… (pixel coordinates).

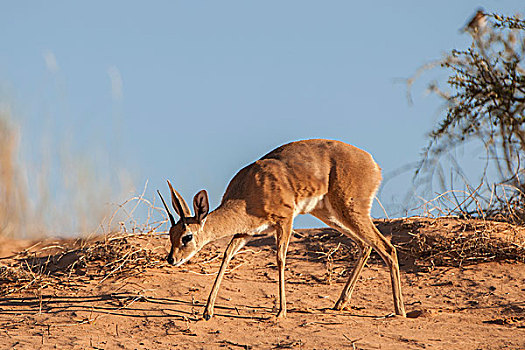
left=166, top=253, right=175, bottom=265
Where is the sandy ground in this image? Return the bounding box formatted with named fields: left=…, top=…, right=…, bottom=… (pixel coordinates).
left=0, top=218, right=523, bottom=349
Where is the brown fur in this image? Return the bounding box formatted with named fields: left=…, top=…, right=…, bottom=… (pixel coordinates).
left=162, top=139, right=406, bottom=320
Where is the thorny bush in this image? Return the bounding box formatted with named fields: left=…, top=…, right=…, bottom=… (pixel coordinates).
left=412, top=12, right=525, bottom=223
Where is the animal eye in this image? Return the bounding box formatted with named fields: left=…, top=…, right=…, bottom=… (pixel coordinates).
left=182, top=234, right=193, bottom=245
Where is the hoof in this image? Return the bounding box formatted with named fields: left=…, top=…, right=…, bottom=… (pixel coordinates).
left=203, top=311, right=213, bottom=321
left=275, top=310, right=287, bottom=319
left=333, top=300, right=346, bottom=311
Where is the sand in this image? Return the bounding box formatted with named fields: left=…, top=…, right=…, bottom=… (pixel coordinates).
left=0, top=218, right=523, bottom=349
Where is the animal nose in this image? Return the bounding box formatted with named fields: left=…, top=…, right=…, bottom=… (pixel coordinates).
left=166, top=254, right=174, bottom=265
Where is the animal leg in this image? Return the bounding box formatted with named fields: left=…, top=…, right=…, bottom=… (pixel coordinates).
left=203, top=233, right=250, bottom=320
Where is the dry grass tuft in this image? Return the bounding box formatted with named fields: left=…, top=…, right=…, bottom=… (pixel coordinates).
left=381, top=217, right=525, bottom=268
left=0, top=178, right=170, bottom=296
left=0, top=232, right=166, bottom=296
left=300, top=217, right=524, bottom=281
left=412, top=185, right=525, bottom=226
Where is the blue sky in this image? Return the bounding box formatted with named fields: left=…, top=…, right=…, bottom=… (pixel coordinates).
left=0, top=1, right=522, bottom=233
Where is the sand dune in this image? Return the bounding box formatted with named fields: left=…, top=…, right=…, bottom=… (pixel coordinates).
left=0, top=217, right=523, bottom=349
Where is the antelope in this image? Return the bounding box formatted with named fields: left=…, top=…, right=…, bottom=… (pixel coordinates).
left=158, top=139, right=406, bottom=320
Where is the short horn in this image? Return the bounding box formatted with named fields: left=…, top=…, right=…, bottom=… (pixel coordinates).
left=157, top=190, right=176, bottom=226
left=167, top=180, right=188, bottom=225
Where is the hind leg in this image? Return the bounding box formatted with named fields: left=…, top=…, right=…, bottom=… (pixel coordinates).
left=334, top=244, right=372, bottom=310
left=310, top=208, right=372, bottom=312
left=336, top=211, right=406, bottom=316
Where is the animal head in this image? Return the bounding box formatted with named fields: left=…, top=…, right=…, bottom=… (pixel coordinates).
left=158, top=180, right=209, bottom=266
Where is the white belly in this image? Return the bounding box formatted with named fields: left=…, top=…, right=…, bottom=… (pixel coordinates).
left=294, top=195, right=324, bottom=216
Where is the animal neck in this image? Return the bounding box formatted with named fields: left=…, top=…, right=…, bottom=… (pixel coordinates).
left=196, top=200, right=262, bottom=247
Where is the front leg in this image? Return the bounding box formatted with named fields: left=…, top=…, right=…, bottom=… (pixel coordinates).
left=203, top=233, right=249, bottom=320
left=275, top=220, right=293, bottom=318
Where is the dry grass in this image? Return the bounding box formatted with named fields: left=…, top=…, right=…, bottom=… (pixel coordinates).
left=0, top=231, right=166, bottom=296
left=300, top=217, right=524, bottom=281
left=383, top=217, right=525, bottom=269
left=412, top=184, right=525, bottom=225
left=0, top=100, right=134, bottom=239
left=0, top=107, right=26, bottom=237
left=0, top=188, right=169, bottom=296
left=1, top=104, right=523, bottom=300
left=2, top=216, right=523, bottom=298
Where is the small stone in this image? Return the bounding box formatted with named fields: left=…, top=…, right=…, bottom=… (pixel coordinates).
left=406, top=309, right=434, bottom=318
left=406, top=310, right=424, bottom=318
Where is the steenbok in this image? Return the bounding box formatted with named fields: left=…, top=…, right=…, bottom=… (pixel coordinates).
left=158, top=139, right=406, bottom=320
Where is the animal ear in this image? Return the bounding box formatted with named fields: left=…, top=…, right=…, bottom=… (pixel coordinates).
left=193, top=190, right=209, bottom=224
left=167, top=180, right=192, bottom=222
